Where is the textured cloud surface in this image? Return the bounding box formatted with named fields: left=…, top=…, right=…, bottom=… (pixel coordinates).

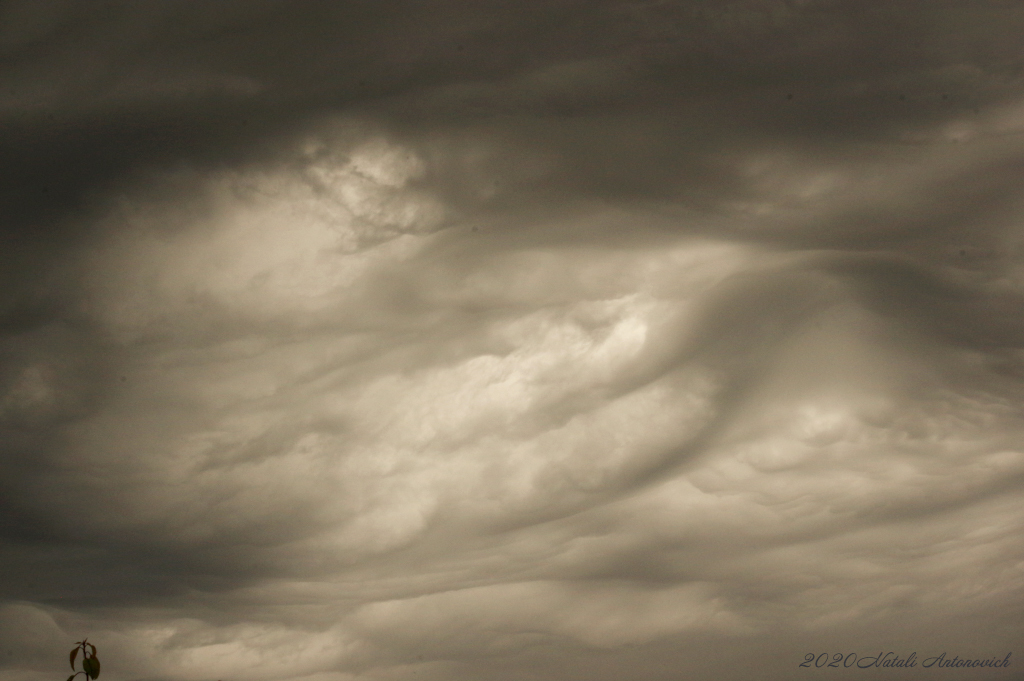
left=2, top=2, right=1024, bottom=680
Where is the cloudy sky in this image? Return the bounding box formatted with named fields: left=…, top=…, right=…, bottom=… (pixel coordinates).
left=2, top=2, right=1024, bottom=680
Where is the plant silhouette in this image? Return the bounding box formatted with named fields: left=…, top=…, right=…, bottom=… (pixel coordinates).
left=67, top=639, right=100, bottom=680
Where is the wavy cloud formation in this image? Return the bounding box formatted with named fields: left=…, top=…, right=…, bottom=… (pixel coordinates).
left=1, top=2, right=1023, bottom=681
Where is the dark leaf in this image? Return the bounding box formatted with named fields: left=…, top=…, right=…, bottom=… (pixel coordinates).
left=71, top=647, right=79, bottom=670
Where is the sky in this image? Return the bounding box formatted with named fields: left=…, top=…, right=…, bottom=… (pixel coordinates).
left=1, top=2, right=1024, bottom=680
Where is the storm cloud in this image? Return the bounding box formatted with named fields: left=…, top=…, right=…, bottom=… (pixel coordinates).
left=1, top=2, right=1024, bottom=680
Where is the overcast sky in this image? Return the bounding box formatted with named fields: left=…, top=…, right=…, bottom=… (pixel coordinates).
left=2, top=2, right=1024, bottom=680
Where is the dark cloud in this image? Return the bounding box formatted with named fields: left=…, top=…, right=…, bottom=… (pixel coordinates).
left=2, top=2, right=1024, bottom=680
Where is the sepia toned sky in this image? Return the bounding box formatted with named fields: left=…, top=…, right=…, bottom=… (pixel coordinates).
left=2, top=2, right=1024, bottom=680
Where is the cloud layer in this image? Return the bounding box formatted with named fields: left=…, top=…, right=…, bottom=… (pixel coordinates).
left=2, top=2, right=1024, bottom=680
